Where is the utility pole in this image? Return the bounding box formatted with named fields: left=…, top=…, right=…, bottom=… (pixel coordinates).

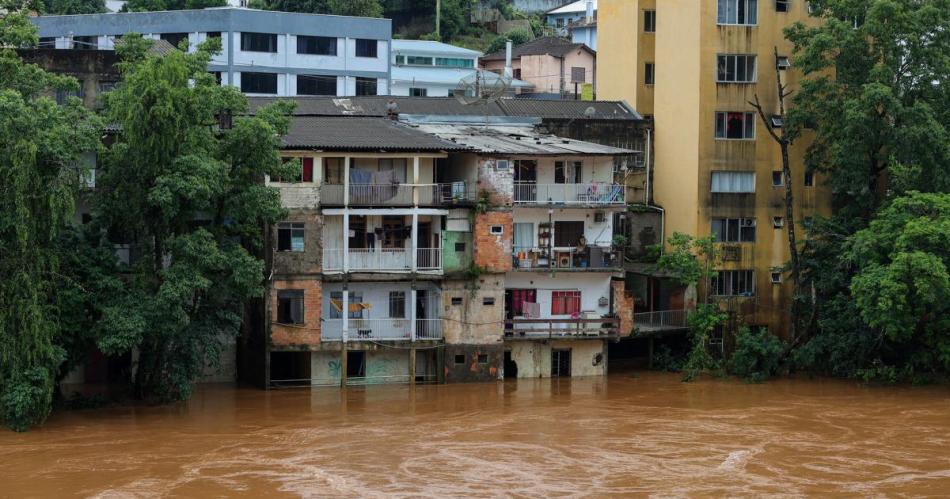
left=435, top=0, right=441, bottom=39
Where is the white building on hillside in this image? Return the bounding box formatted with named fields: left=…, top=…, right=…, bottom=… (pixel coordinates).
left=390, top=39, right=531, bottom=97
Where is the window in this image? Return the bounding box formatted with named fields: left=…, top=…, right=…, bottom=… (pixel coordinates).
left=406, top=56, right=433, bottom=65
left=717, top=55, right=757, bottom=83
left=777, top=56, right=791, bottom=69
left=206, top=31, right=221, bottom=40
left=551, top=290, right=581, bottom=315
left=355, top=77, right=377, bottom=96
left=776, top=0, right=789, bottom=12
left=240, top=72, right=278, bottom=94
left=773, top=216, right=784, bottom=228
left=297, top=35, right=336, bottom=55
left=410, top=87, right=428, bottom=97
left=712, top=218, right=756, bottom=242
left=711, top=171, right=755, bottom=193
left=454, top=242, right=466, bottom=252
left=297, top=74, right=336, bottom=96
left=355, top=39, right=377, bottom=58
left=324, top=157, right=344, bottom=184
left=771, top=115, right=784, bottom=128
left=718, top=0, right=758, bottom=25
left=477, top=354, right=488, bottom=364
left=554, top=161, right=582, bottom=184
left=329, top=292, right=363, bottom=319
left=388, top=291, right=406, bottom=318
left=382, top=216, right=407, bottom=248
left=241, top=32, right=277, bottom=53
left=554, top=221, right=585, bottom=247
left=483, top=297, right=495, bottom=306
left=435, top=57, right=474, bottom=68
left=378, top=158, right=407, bottom=182
left=570, top=66, right=586, bottom=83
left=804, top=171, right=815, bottom=187
left=160, top=32, right=189, bottom=48
left=56, top=79, right=84, bottom=104
left=454, top=354, right=466, bottom=365
left=772, top=171, right=784, bottom=187
left=711, top=270, right=755, bottom=296
left=277, top=290, right=304, bottom=325
left=72, top=35, right=97, bottom=50
left=644, top=63, right=655, bottom=85
left=210, top=71, right=222, bottom=85
left=644, top=10, right=656, bottom=32
left=513, top=68, right=522, bottom=80
left=490, top=225, right=504, bottom=235
left=277, top=222, right=305, bottom=252
left=275, top=156, right=314, bottom=182
left=451, top=297, right=463, bottom=306
left=771, top=272, right=782, bottom=283
left=715, top=112, right=755, bottom=139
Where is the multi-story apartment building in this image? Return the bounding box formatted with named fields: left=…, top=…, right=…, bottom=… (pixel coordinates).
left=250, top=98, right=637, bottom=385
left=390, top=39, right=533, bottom=97
left=31, top=7, right=391, bottom=97
left=598, top=0, right=833, bottom=339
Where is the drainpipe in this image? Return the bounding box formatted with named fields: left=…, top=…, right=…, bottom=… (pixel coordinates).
left=585, top=0, right=594, bottom=24
left=504, top=40, right=513, bottom=79
left=644, top=127, right=652, bottom=205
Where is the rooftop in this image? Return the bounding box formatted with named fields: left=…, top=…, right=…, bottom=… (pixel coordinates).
left=547, top=0, right=597, bottom=15
left=281, top=117, right=469, bottom=152
left=391, top=39, right=481, bottom=58
left=247, top=96, right=643, bottom=121
left=391, top=66, right=533, bottom=88
left=480, top=36, right=594, bottom=62
left=405, top=121, right=635, bottom=156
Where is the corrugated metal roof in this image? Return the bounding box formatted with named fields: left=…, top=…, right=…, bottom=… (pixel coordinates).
left=391, top=39, right=482, bottom=57
left=547, top=0, right=596, bottom=14
left=248, top=96, right=643, bottom=121
left=480, top=36, right=593, bottom=61
left=408, top=123, right=635, bottom=156
left=283, top=117, right=471, bottom=152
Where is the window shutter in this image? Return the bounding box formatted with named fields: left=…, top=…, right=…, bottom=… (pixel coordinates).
left=302, top=158, right=313, bottom=182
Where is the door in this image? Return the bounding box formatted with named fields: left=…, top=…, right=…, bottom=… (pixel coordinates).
left=504, top=351, right=518, bottom=379
left=513, top=160, right=537, bottom=202
left=416, top=289, right=428, bottom=338
left=551, top=349, right=571, bottom=377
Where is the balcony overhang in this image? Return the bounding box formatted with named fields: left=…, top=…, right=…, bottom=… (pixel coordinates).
left=322, top=208, right=450, bottom=216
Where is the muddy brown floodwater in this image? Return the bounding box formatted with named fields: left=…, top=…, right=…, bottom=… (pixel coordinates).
left=2, top=373, right=950, bottom=497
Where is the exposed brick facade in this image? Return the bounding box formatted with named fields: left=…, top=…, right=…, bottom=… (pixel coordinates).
left=474, top=211, right=513, bottom=272
left=477, top=157, right=513, bottom=207
left=270, top=279, right=321, bottom=347
left=612, top=279, right=634, bottom=336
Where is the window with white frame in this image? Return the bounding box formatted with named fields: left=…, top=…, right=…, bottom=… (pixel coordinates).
left=711, top=171, right=755, bottom=193
left=776, top=0, right=790, bottom=12
left=715, top=112, right=756, bottom=139
left=718, top=0, right=758, bottom=25
left=712, top=218, right=756, bottom=242
left=329, top=292, right=363, bottom=319
left=388, top=291, right=406, bottom=318
left=717, top=55, right=757, bottom=82
left=711, top=270, right=755, bottom=296
left=277, top=222, right=305, bottom=252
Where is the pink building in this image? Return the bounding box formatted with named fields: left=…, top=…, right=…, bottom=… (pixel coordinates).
left=480, top=37, right=596, bottom=98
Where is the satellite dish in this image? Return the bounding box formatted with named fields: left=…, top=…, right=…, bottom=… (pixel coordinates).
left=584, top=106, right=596, bottom=118
left=455, top=71, right=512, bottom=105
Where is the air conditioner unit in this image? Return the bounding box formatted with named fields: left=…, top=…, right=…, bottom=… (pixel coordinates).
left=594, top=211, right=605, bottom=223
left=741, top=218, right=756, bottom=227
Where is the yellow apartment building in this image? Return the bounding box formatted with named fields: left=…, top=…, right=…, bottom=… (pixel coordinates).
left=598, top=0, right=832, bottom=338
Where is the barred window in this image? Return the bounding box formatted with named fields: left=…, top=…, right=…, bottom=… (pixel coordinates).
left=715, top=112, right=755, bottom=139
left=389, top=291, right=406, bottom=319
left=717, top=55, right=757, bottom=83
left=551, top=290, right=581, bottom=315
left=711, top=270, right=755, bottom=296
left=712, top=218, right=756, bottom=242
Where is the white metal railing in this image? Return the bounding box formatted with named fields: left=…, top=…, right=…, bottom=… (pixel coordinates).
left=322, top=318, right=443, bottom=341
left=322, top=248, right=442, bottom=272
left=512, top=246, right=618, bottom=270
left=634, top=309, right=691, bottom=331
left=513, top=182, right=625, bottom=205
left=320, top=183, right=473, bottom=206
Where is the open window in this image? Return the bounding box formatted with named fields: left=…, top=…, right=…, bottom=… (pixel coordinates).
left=277, top=290, right=304, bottom=325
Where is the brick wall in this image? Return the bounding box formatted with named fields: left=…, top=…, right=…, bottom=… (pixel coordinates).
left=474, top=211, right=513, bottom=272
left=612, top=279, right=634, bottom=336
left=270, top=279, right=321, bottom=347
left=477, top=158, right=513, bottom=207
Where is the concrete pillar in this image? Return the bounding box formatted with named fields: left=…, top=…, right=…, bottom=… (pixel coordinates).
left=409, top=347, right=417, bottom=386
left=411, top=211, right=418, bottom=271
left=343, top=210, right=349, bottom=272
left=343, top=156, right=351, bottom=206
left=410, top=286, right=417, bottom=341
left=412, top=156, right=420, bottom=205
left=342, top=287, right=349, bottom=343
left=340, top=344, right=348, bottom=388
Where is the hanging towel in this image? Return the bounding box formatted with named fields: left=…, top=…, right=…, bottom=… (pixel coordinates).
left=349, top=168, right=373, bottom=184
left=523, top=302, right=541, bottom=319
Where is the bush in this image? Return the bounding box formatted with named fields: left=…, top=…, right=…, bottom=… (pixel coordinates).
left=727, top=327, right=785, bottom=382
left=2, top=367, right=56, bottom=432
left=651, top=344, right=685, bottom=372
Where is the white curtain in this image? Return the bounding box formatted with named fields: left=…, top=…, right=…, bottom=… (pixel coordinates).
left=513, top=223, right=534, bottom=251
left=711, top=171, right=755, bottom=193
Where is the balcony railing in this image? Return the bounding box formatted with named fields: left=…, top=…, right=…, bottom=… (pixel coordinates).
left=513, top=182, right=625, bottom=206
left=504, top=317, right=620, bottom=339
left=322, top=248, right=443, bottom=272
left=634, top=309, right=691, bottom=332
left=320, top=182, right=472, bottom=206
left=322, top=318, right=443, bottom=341
left=512, top=246, right=619, bottom=270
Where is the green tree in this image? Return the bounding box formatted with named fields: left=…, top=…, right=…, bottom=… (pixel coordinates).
left=0, top=9, right=103, bottom=431
left=260, top=0, right=327, bottom=13
left=93, top=35, right=294, bottom=402
left=327, top=0, right=383, bottom=17
left=656, top=233, right=726, bottom=381
left=42, top=0, right=106, bottom=14
left=727, top=327, right=785, bottom=382
left=485, top=28, right=531, bottom=55
left=122, top=0, right=225, bottom=12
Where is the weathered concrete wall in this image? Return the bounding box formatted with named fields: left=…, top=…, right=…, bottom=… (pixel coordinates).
left=270, top=279, right=321, bottom=347
left=16, top=48, right=120, bottom=109
left=441, top=277, right=505, bottom=345
left=508, top=339, right=606, bottom=378
left=474, top=211, right=513, bottom=272
left=612, top=278, right=634, bottom=336
left=444, top=344, right=503, bottom=382
left=310, top=350, right=342, bottom=385
left=271, top=209, right=322, bottom=276
left=442, top=230, right=473, bottom=273
left=477, top=157, right=513, bottom=207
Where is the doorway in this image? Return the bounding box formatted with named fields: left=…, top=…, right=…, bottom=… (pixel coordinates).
left=504, top=350, right=518, bottom=379
left=551, top=349, right=571, bottom=377
left=346, top=350, right=365, bottom=378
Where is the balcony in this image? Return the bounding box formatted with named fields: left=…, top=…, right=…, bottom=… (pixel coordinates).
left=512, top=246, right=620, bottom=271
left=514, top=182, right=625, bottom=206
left=322, top=248, right=442, bottom=272
left=633, top=310, right=691, bottom=333
left=504, top=317, right=621, bottom=339
left=321, top=318, right=443, bottom=341
left=320, top=182, right=473, bottom=207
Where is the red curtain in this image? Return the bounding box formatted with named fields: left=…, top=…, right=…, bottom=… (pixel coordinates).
left=551, top=291, right=581, bottom=315
left=510, top=289, right=536, bottom=316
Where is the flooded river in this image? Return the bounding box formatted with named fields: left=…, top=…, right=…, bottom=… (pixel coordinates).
left=2, top=373, right=950, bottom=497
